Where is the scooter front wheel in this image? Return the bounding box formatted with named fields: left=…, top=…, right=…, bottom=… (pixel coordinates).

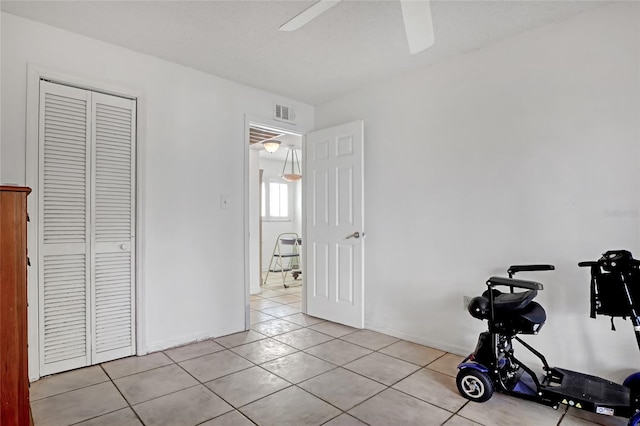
left=624, top=372, right=640, bottom=410
left=624, top=372, right=640, bottom=390
left=628, top=411, right=640, bottom=426
left=456, top=368, right=494, bottom=403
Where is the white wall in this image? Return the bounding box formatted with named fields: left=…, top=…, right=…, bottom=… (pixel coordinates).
left=315, top=2, right=640, bottom=380
left=0, top=12, right=313, bottom=378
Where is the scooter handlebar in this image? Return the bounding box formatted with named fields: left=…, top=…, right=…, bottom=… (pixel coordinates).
left=578, top=258, right=640, bottom=268
left=507, top=264, right=555, bottom=275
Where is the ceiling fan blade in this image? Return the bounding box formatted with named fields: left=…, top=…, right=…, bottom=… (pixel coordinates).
left=279, top=0, right=342, bottom=32
left=400, top=0, right=435, bottom=54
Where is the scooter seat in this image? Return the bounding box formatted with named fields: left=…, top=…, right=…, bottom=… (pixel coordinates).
left=493, top=290, right=538, bottom=313
left=470, top=289, right=546, bottom=334
left=492, top=290, right=546, bottom=323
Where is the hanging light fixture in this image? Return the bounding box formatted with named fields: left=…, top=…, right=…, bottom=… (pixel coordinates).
left=281, top=146, right=302, bottom=182
left=262, top=138, right=281, bottom=153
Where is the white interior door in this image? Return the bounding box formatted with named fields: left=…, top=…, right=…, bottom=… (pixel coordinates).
left=305, top=120, right=364, bottom=328
left=38, top=81, right=136, bottom=375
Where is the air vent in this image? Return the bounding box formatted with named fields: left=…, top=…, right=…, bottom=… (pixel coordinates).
left=274, top=103, right=296, bottom=123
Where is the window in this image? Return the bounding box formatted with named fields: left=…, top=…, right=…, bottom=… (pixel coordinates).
left=262, top=180, right=290, bottom=220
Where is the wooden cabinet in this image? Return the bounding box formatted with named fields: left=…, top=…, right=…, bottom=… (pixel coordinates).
left=1, top=186, right=31, bottom=425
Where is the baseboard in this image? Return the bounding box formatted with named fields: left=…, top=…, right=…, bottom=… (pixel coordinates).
left=364, top=323, right=469, bottom=357
left=145, top=331, right=220, bottom=353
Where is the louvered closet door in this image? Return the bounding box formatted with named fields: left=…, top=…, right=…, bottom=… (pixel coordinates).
left=38, top=82, right=136, bottom=375
left=38, top=81, right=92, bottom=375
left=90, top=93, right=136, bottom=363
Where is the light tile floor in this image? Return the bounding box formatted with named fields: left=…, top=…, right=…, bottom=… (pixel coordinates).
left=31, top=280, right=628, bottom=426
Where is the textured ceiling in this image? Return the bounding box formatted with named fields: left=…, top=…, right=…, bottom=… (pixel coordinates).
left=1, top=0, right=608, bottom=105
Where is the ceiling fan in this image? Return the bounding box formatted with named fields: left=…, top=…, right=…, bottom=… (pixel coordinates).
left=279, top=0, right=435, bottom=54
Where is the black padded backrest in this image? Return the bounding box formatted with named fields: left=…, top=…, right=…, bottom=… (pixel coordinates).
left=594, top=272, right=640, bottom=317
left=590, top=250, right=640, bottom=318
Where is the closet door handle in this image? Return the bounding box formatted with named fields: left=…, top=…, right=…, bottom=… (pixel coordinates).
left=346, top=232, right=360, bottom=239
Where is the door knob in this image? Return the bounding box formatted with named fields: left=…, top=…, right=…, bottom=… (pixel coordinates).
left=346, top=231, right=360, bottom=239
left=120, top=244, right=127, bottom=250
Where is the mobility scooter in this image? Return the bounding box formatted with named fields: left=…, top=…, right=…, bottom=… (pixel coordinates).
left=456, top=250, right=640, bottom=425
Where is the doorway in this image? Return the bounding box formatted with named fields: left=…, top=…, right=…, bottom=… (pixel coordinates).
left=244, top=118, right=366, bottom=331
left=247, top=124, right=304, bottom=299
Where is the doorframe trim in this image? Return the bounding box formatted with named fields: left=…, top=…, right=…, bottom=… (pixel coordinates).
left=26, top=64, right=147, bottom=381
left=243, top=114, right=310, bottom=330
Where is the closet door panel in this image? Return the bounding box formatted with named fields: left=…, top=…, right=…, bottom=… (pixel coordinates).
left=38, top=81, right=91, bottom=375
left=91, top=92, right=136, bottom=363
left=38, top=82, right=136, bottom=373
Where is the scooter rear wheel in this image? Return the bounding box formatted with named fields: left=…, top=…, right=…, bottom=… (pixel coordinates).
left=456, top=369, right=494, bottom=403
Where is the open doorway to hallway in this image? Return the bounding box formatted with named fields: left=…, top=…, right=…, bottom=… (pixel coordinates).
left=248, top=124, right=303, bottom=297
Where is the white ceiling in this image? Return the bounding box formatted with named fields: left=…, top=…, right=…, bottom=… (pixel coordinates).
left=2, top=0, right=608, bottom=105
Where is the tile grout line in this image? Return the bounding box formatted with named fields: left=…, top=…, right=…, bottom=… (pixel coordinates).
left=337, top=382, right=392, bottom=422
left=102, top=362, right=133, bottom=411
left=108, top=358, right=205, bottom=422
left=67, top=407, right=135, bottom=426
left=439, top=413, right=457, bottom=426
left=555, top=405, right=571, bottom=426
left=88, top=363, right=147, bottom=426
left=102, top=359, right=174, bottom=381
left=29, top=377, right=112, bottom=403
left=229, top=345, right=301, bottom=367
left=320, top=412, right=373, bottom=426
left=171, top=358, right=257, bottom=425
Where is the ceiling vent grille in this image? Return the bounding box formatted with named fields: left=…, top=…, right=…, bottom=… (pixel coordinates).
left=274, top=103, right=296, bottom=123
